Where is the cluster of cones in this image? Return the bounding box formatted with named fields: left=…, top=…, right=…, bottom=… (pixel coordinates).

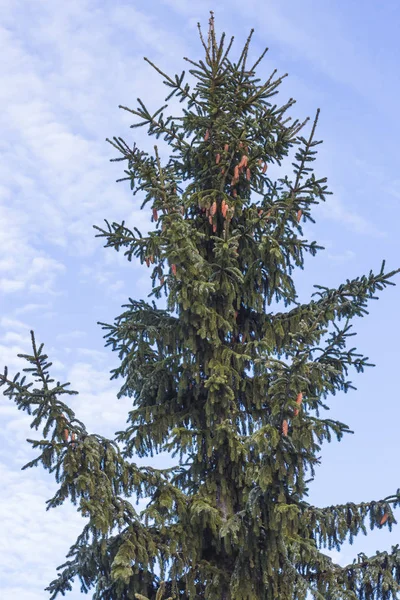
left=202, top=197, right=233, bottom=233
left=210, top=136, right=268, bottom=197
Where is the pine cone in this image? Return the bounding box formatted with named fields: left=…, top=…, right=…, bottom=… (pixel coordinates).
left=246, top=168, right=251, bottom=181
left=294, top=392, right=303, bottom=416
left=171, top=264, right=177, bottom=276
left=152, top=208, right=158, bottom=221
left=282, top=420, right=288, bottom=436
left=238, top=155, right=248, bottom=169
left=224, top=143, right=229, bottom=152
left=210, top=201, right=217, bottom=216
left=262, top=163, right=268, bottom=174
left=297, top=209, right=303, bottom=223
left=216, top=153, right=221, bottom=164
left=62, top=428, right=69, bottom=443
left=380, top=513, right=389, bottom=525
left=204, top=129, right=210, bottom=141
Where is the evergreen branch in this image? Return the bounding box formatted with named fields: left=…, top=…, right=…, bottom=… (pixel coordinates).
left=143, top=57, right=203, bottom=109
left=119, top=103, right=190, bottom=150
left=272, top=261, right=400, bottom=331
left=303, top=492, right=400, bottom=550
left=290, top=109, right=321, bottom=200
left=331, top=545, right=400, bottom=599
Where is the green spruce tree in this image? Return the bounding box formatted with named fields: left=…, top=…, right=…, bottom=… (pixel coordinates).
left=2, top=12, right=400, bottom=600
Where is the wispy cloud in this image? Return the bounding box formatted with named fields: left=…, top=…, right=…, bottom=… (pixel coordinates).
left=14, top=302, right=52, bottom=315
left=315, top=195, right=385, bottom=238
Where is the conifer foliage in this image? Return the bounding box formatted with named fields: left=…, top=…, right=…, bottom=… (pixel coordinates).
left=2, top=12, right=400, bottom=600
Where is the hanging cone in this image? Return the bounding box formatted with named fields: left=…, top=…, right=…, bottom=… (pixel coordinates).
left=221, top=200, right=228, bottom=218
left=149, top=255, right=154, bottom=264
left=145, top=258, right=150, bottom=267
left=246, top=168, right=251, bottom=181
left=294, top=392, right=303, bottom=416
left=224, top=143, right=229, bottom=152
left=204, top=129, right=210, bottom=141
left=210, top=201, right=217, bottom=216
left=152, top=208, right=158, bottom=221
left=62, top=428, right=69, bottom=443
left=262, top=163, right=268, bottom=174
left=234, top=165, right=240, bottom=180
left=297, top=209, right=303, bottom=223
left=221, top=168, right=225, bottom=175
left=171, top=264, right=177, bottom=276
left=380, top=513, right=389, bottom=525
left=216, top=153, right=221, bottom=164
left=238, top=155, right=248, bottom=169
left=282, top=420, right=288, bottom=436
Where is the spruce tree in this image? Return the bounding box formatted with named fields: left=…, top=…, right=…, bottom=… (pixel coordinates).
left=2, top=12, right=400, bottom=600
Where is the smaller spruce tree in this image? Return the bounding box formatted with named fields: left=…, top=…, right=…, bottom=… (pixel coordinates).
left=1, top=12, right=400, bottom=600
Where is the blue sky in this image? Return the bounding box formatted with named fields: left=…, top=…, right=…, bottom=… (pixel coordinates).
left=1, top=1, right=400, bottom=598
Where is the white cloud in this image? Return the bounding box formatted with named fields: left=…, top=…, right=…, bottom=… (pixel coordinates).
left=326, top=249, right=356, bottom=262
left=315, top=195, right=385, bottom=237
left=14, top=302, right=52, bottom=315
left=56, top=329, right=87, bottom=341
left=0, top=461, right=84, bottom=600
